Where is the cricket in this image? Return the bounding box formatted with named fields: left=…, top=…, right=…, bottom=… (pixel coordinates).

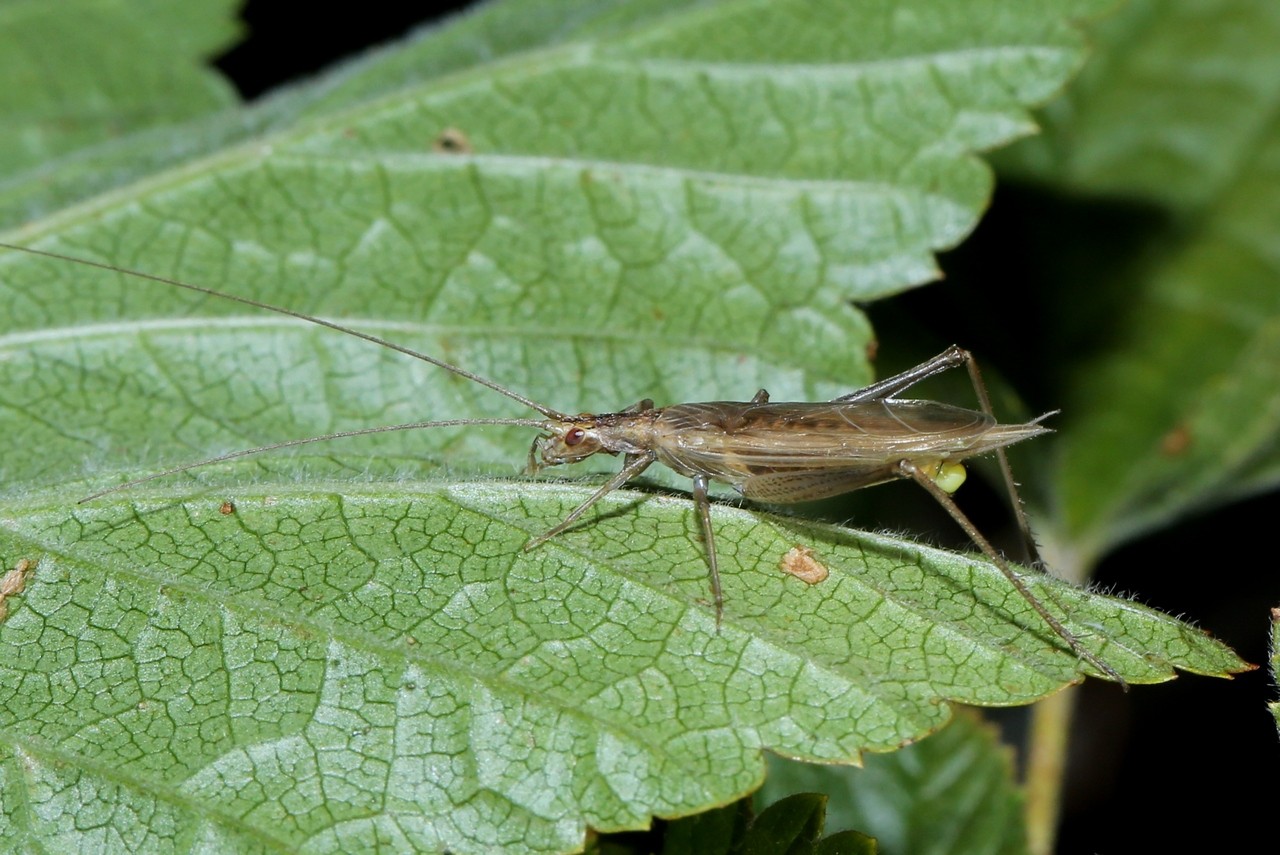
left=0, top=241, right=1121, bottom=684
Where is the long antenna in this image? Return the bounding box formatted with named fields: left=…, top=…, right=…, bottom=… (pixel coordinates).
left=79, top=418, right=551, bottom=502
left=0, top=242, right=572, bottom=420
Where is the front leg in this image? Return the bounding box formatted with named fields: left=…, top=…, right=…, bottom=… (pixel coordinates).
left=524, top=452, right=656, bottom=550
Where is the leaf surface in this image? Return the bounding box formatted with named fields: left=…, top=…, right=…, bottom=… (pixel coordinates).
left=0, top=0, right=242, bottom=221
left=0, top=484, right=1241, bottom=852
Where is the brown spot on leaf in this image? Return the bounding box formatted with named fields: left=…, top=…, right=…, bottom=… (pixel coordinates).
left=433, top=127, right=473, bottom=154
left=0, top=558, right=35, bottom=622
left=779, top=545, right=829, bottom=585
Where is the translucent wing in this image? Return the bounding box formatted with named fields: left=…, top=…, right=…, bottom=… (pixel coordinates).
left=650, top=400, right=1047, bottom=500
left=735, top=465, right=898, bottom=502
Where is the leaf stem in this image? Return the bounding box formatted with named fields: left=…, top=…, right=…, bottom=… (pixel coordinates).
left=1023, top=533, right=1091, bottom=854
left=1024, top=686, right=1078, bottom=855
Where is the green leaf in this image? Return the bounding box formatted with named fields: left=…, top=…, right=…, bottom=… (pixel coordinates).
left=659, top=797, right=750, bottom=855
left=0, top=486, right=1245, bottom=851
left=738, top=793, right=828, bottom=855
left=0, top=0, right=243, bottom=220
left=1000, top=0, right=1280, bottom=211
left=996, top=0, right=1280, bottom=559
left=0, top=0, right=1243, bottom=852
left=815, top=833, right=879, bottom=855
left=658, top=793, right=876, bottom=855
left=759, top=713, right=1027, bottom=855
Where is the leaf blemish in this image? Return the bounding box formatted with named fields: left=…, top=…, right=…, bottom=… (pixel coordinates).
left=433, top=126, right=473, bottom=154
left=780, top=545, right=829, bottom=585
left=0, top=558, right=36, bottom=623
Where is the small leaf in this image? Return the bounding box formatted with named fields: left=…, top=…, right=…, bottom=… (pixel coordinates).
left=760, top=713, right=1027, bottom=855
left=659, top=793, right=876, bottom=855
left=740, top=793, right=827, bottom=855
left=660, top=798, right=750, bottom=855
left=815, top=832, right=879, bottom=855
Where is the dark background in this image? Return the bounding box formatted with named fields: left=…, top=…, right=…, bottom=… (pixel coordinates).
left=214, top=3, right=1280, bottom=851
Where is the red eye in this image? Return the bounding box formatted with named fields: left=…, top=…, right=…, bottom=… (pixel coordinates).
left=564, top=428, right=586, bottom=446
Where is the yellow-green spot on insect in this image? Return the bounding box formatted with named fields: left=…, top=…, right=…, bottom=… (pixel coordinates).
left=0, top=241, right=1123, bottom=686
left=927, top=460, right=968, bottom=494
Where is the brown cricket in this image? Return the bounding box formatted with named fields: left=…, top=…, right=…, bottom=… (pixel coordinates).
left=2, top=242, right=1120, bottom=684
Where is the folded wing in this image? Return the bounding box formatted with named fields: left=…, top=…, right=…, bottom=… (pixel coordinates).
left=651, top=400, right=1048, bottom=502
